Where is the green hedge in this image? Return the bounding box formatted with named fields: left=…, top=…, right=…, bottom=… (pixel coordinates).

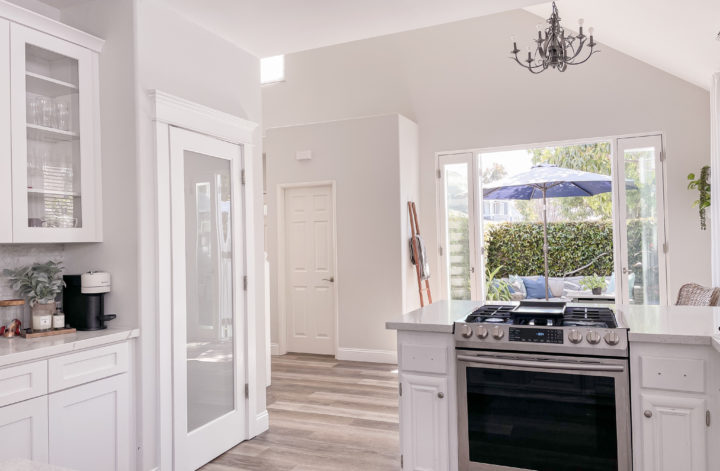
left=485, top=222, right=614, bottom=278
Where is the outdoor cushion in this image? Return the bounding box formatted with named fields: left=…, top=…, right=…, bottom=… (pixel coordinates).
left=508, top=275, right=527, bottom=298
left=521, top=276, right=551, bottom=299
left=606, top=273, right=616, bottom=294
left=548, top=278, right=565, bottom=298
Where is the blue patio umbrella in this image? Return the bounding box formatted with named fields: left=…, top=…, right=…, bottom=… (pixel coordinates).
left=483, top=163, right=634, bottom=300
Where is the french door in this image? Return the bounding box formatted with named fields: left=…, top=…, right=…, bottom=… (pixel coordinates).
left=614, top=135, right=668, bottom=305
left=437, top=153, right=483, bottom=300
left=170, top=127, right=247, bottom=470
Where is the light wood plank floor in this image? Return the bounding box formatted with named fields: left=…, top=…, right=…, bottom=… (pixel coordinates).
left=201, top=353, right=400, bottom=471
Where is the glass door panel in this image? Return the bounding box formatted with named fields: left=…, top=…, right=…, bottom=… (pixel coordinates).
left=439, top=153, right=478, bottom=300
left=615, top=136, right=667, bottom=305
left=184, top=151, right=234, bottom=432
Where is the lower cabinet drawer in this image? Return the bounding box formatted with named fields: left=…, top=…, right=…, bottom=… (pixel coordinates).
left=0, top=360, right=48, bottom=407
left=48, top=343, right=128, bottom=392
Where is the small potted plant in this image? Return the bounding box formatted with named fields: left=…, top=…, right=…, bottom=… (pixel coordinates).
left=3, top=261, right=65, bottom=331
left=580, top=274, right=606, bottom=295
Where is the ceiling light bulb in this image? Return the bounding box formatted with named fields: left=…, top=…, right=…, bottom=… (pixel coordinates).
left=578, top=18, right=585, bottom=26
left=511, top=35, right=516, bottom=43
left=589, top=27, right=595, bottom=35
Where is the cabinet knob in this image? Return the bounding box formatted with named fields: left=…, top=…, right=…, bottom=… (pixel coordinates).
left=437, top=392, right=445, bottom=399
left=644, top=410, right=652, bottom=418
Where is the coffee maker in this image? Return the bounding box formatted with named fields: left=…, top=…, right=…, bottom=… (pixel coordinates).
left=63, top=271, right=116, bottom=330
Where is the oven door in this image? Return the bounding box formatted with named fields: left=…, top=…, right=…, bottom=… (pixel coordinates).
left=457, top=350, right=631, bottom=471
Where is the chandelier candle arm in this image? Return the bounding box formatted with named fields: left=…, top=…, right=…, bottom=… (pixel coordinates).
left=509, top=1, right=599, bottom=74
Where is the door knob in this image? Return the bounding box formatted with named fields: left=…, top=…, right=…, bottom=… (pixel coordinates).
left=644, top=410, right=652, bottom=418
left=322, top=277, right=334, bottom=282
left=437, top=392, right=444, bottom=399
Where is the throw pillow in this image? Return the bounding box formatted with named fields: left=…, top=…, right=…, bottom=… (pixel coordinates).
left=508, top=275, right=527, bottom=298
left=521, top=276, right=551, bottom=299
left=548, top=278, right=565, bottom=298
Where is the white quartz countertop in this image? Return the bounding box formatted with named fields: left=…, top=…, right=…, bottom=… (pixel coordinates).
left=387, top=301, right=720, bottom=348
left=0, top=327, right=139, bottom=367
left=0, top=459, right=74, bottom=471
left=386, top=300, right=483, bottom=333
left=618, top=305, right=720, bottom=346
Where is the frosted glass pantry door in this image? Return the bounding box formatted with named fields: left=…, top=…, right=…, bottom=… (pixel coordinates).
left=10, top=23, right=100, bottom=242
left=170, top=127, right=247, bottom=471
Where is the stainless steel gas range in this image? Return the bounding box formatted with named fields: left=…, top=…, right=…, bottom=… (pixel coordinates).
left=454, top=301, right=631, bottom=471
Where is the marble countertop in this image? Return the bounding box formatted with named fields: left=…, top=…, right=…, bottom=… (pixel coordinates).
left=386, top=300, right=482, bottom=333
left=387, top=301, right=720, bottom=350
left=0, top=327, right=139, bottom=368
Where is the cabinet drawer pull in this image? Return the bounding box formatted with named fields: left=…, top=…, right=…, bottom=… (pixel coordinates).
left=644, top=410, right=652, bottom=418
left=437, top=392, right=444, bottom=399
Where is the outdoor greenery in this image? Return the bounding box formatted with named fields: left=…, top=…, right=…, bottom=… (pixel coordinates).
left=687, top=166, right=710, bottom=230
left=3, top=261, right=65, bottom=307
left=448, top=212, right=471, bottom=299
left=580, top=274, right=607, bottom=291
left=485, top=265, right=511, bottom=301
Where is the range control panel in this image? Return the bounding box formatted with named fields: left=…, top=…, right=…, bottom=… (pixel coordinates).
left=509, top=327, right=563, bottom=344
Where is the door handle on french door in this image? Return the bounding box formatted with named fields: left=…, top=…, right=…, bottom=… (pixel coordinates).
left=322, top=277, right=335, bottom=282
left=621, top=267, right=632, bottom=275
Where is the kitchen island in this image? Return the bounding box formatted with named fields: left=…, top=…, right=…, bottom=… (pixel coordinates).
left=386, top=301, right=720, bottom=471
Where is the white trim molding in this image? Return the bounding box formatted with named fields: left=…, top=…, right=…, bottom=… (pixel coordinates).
left=270, top=343, right=281, bottom=356
left=0, top=0, right=104, bottom=51
left=336, top=347, right=398, bottom=364
left=149, top=90, right=257, bottom=145
left=711, top=73, right=720, bottom=286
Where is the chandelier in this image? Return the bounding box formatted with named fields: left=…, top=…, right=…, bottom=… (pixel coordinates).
left=511, top=1, right=598, bottom=74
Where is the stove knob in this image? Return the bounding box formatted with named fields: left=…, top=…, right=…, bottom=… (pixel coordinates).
left=460, top=324, right=473, bottom=339
left=604, top=331, right=620, bottom=346
left=475, top=325, right=489, bottom=339
left=492, top=326, right=505, bottom=340
left=586, top=331, right=602, bottom=345
left=568, top=329, right=583, bottom=344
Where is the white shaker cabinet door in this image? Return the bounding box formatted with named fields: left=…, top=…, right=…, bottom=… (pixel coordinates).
left=49, top=374, right=129, bottom=471
left=400, top=373, right=450, bottom=471
left=639, top=393, right=707, bottom=471
left=0, top=17, right=10, bottom=243
left=0, top=396, right=49, bottom=463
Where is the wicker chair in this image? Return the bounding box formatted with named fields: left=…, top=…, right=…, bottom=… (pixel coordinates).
left=675, top=283, right=720, bottom=306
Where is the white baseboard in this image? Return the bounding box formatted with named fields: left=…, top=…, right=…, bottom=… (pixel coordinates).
left=336, top=347, right=398, bottom=364
left=270, top=342, right=281, bottom=355
left=253, top=410, right=269, bottom=437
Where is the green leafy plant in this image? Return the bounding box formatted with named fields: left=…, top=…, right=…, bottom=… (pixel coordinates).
left=3, top=261, right=65, bottom=307
left=485, top=265, right=511, bottom=301
left=687, top=166, right=710, bottom=230
left=580, top=274, right=606, bottom=292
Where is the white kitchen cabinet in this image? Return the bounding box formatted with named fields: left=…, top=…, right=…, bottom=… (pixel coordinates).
left=630, top=342, right=719, bottom=471
left=639, top=393, right=707, bottom=471
left=49, top=373, right=129, bottom=471
left=0, top=2, right=104, bottom=243
left=397, top=331, right=457, bottom=471
left=0, top=396, right=49, bottom=463
left=400, top=373, right=449, bottom=471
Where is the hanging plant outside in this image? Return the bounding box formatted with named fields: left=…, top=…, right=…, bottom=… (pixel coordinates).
left=687, top=166, right=710, bottom=230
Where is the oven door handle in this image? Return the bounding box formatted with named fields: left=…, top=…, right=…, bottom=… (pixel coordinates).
left=457, top=355, right=625, bottom=372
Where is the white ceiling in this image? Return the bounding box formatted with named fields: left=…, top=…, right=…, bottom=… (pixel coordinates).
left=525, top=1, right=720, bottom=90
left=158, top=0, right=542, bottom=57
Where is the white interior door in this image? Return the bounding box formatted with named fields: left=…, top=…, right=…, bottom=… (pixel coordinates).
left=614, top=135, right=668, bottom=305
left=170, top=127, right=247, bottom=470
left=437, top=153, right=481, bottom=300
left=284, top=184, right=336, bottom=355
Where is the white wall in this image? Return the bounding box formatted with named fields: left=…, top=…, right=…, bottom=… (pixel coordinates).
left=263, top=9, right=712, bottom=301
left=134, top=1, right=266, bottom=469
left=265, top=114, right=419, bottom=361
left=60, top=0, right=138, bottom=330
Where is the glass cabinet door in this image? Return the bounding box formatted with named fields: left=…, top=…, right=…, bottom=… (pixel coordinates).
left=10, top=24, right=99, bottom=242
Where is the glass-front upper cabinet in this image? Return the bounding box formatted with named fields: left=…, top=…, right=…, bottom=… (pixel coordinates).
left=9, top=23, right=102, bottom=243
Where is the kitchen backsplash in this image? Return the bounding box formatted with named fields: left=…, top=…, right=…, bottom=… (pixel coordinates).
left=0, top=244, right=64, bottom=328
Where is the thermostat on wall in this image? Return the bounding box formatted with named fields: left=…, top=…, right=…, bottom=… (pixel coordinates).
left=295, top=150, right=312, bottom=161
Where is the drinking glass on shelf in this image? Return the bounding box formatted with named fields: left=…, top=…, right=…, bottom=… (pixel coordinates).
left=55, top=102, right=70, bottom=131
left=26, top=95, right=40, bottom=125
left=39, top=96, right=54, bottom=128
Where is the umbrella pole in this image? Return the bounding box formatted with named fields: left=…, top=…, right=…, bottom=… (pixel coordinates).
left=542, top=187, right=549, bottom=301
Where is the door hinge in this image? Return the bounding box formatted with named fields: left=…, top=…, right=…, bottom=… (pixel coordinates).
left=243, top=275, right=248, bottom=291
left=707, top=410, right=711, bottom=427
left=399, top=383, right=402, bottom=396
left=241, top=169, right=246, bottom=185
left=663, top=242, right=668, bottom=254
left=245, top=383, right=249, bottom=399
left=400, top=454, right=404, bottom=468
left=659, top=150, right=666, bottom=162
left=436, top=169, right=441, bottom=179
left=439, top=246, right=443, bottom=257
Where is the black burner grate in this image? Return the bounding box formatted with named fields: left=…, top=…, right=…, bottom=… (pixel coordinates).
left=466, top=305, right=514, bottom=323
left=563, top=306, right=618, bottom=328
